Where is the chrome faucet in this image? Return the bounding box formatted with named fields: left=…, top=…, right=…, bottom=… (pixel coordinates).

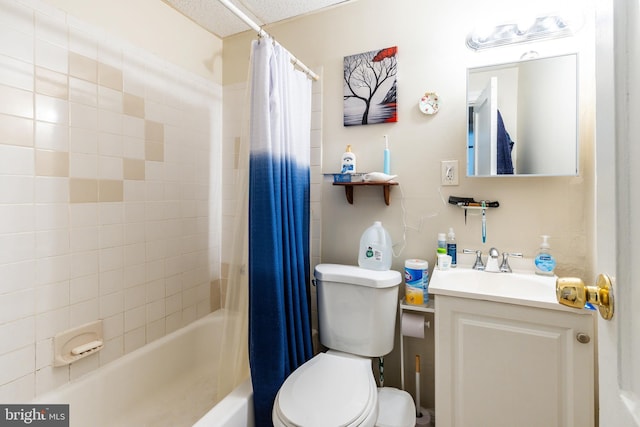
left=484, top=248, right=501, bottom=272
left=463, top=248, right=523, bottom=272
left=500, top=252, right=523, bottom=273
left=463, top=249, right=485, bottom=270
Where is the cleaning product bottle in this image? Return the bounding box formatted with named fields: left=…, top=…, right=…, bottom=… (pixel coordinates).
left=341, top=144, right=356, bottom=174
left=383, top=135, right=390, bottom=175
left=437, top=232, right=446, bottom=251
left=446, top=227, right=457, bottom=268
left=534, top=235, right=557, bottom=276
left=358, top=221, right=392, bottom=271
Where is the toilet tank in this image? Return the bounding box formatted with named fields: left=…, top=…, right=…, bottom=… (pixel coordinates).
left=314, top=264, right=401, bottom=357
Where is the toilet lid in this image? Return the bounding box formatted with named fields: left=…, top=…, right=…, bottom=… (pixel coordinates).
left=276, top=352, right=376, bottom=427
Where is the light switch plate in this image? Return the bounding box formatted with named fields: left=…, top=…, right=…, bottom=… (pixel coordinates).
left=441, top=160, right=459, bottom=185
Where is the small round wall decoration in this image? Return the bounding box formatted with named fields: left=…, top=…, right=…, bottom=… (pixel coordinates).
left=419, top=92, right=439, bottom=115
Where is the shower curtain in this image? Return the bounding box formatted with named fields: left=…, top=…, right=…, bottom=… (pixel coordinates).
left=248, top=39, right=314, bottom=425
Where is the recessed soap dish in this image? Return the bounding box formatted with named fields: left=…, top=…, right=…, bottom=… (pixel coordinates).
left=53, top=320, right=104, bottom=367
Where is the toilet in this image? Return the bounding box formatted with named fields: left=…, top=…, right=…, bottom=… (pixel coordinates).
left=272, top=264, right=416, bottom=427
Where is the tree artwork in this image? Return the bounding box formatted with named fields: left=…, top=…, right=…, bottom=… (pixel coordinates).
left=343, top=46, right=398, bottom=126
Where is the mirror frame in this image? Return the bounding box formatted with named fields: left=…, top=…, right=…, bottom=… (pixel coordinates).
left=466, top=53, right=579, bottom=177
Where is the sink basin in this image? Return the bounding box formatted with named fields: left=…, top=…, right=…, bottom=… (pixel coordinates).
left=429, top=268, right=590, bottom=312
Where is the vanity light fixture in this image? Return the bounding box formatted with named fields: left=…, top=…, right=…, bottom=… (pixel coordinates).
left=466, top=15, right=574, bottom=50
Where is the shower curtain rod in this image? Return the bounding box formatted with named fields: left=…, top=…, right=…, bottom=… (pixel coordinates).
left=217, top=0, right=320, bottom=81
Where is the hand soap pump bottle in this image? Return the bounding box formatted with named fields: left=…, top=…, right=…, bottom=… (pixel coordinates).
left=341, top=145, right=356, bottom=174
left=534, top=235, right=557, bottom=276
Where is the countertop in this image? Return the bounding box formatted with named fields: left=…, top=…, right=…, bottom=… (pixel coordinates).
left=429, top=267, right=594, bottom=314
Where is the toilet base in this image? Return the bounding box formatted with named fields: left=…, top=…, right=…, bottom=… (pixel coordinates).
left=376, top=387, right=416, bottom=427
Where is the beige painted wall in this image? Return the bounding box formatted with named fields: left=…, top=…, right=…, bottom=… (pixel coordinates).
left=224, top=0, right=595, bottom=278
left=223, top=0, right=597, bottom=409
left=42, top=0, right=223, bottom=84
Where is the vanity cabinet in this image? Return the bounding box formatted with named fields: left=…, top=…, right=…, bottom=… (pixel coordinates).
left=435, top=295, right=595, bottom=427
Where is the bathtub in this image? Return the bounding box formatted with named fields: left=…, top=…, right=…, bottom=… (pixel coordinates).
left=34, top=310, right=255, bottom=427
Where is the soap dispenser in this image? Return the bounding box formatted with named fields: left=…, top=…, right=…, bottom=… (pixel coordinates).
left=534, top=235, right=557, bottom=276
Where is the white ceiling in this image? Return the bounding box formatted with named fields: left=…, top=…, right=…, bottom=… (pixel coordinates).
left=163, top=0, right=355, bottom=38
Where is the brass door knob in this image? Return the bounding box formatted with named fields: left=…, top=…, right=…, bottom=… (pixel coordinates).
left=556, top=274, right=614, bottom=320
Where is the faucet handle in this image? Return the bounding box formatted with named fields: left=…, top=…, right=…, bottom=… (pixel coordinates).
left=500, top=252, right=523, bottom=273
left=463, top=249, right=485, bottom=270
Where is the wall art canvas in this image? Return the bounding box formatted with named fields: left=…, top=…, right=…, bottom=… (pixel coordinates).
left=343, top=46, right=398, bottom=126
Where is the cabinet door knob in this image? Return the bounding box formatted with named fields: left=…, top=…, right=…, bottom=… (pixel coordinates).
left=576, top=333, right=591, bottom=344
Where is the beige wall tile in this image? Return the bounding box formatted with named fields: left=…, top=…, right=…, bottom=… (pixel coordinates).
left=99, top=179, right=124, bottom=202
left=145, top=142, right=164, bottom=162
left=0, top=114, right=33, bottom=147
left=35, top=149, right=69, bottom=177
left=70, top=178, right=98, bottom=203
left=123, top=93, right=145, bottom=118
left=123, top=158, right=145, bottom=180
left=35, top=67, right=68, bottom=100
left=69, top=52, right=97, bottom=83
left=145, top=120, right=164, bottom=142
left=98, top=62, right=123, bottom=91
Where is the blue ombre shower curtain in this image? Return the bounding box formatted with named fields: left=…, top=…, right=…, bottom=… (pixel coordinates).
left=248, top=39, right=314, bottom=425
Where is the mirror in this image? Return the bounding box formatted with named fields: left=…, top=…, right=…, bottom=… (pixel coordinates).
left=466, top=54, right=578, bottom=176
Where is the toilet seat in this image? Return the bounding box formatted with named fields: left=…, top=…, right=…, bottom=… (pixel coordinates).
left=273, top=351, right=378, bottom=427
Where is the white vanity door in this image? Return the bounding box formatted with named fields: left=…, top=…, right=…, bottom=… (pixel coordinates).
left=435, top=296, right=594, bottom=427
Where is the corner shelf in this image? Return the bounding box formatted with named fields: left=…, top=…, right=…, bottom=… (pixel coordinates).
left=400, top=297, right=435, bottom=313
left=399, top=297, right=435, bottom=392
left=333, top=181, right=399, bottom=205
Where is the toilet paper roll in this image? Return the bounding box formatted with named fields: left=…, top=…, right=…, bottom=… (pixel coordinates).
left=401, top=312, right=425, bottom=338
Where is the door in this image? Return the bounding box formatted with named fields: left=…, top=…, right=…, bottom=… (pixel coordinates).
left=595, top=0, right=640, bottom=425
left=473, top=77, right=497, bottom=176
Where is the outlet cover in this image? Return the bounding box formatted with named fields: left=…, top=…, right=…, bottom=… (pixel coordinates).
left=441, top=160, right=459, bottom=185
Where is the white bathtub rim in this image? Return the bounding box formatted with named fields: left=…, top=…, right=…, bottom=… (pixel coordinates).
left=193, top=377, right=254, bottom=427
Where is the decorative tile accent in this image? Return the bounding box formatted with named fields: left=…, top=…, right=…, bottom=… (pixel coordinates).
left=98, top=62, right=123, bottom=91
left=123, top=158, right=145, bottom=180
left=98, top=179, right=123, bottom=202
left=145, top=120, right=164, bottom=142
left=123, top=93, right=145, bottom=118
left=69, top=52, right=98, bottom=83
left=69, top=178, right=98, bottom=203
left=145, top=142, right=164, bottom=162
left=35, top=149, right=69, bottom=177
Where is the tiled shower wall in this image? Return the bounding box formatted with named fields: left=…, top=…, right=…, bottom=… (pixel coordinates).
left=0, top=0, right=221, bottom=402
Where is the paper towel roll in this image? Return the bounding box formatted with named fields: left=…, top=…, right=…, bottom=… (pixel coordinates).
left=401, top=312, right=425, bottom=338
